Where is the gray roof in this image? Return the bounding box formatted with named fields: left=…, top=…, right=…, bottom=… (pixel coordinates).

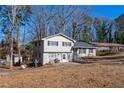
left=73, top=41, right=96, bottom=49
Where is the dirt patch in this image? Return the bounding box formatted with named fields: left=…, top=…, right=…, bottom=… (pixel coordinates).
left=0, top=63, right=124, bottom=88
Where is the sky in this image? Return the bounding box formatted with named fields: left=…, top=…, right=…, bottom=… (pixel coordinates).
left=1, top=5, right=124, bottom=42
left=32, top=5, right=124, bottom=20
left=88, top=5, right=124, bottom=20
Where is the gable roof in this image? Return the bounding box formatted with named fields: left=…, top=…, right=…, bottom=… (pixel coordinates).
left=42, top=33, right=76, bottom=42
left=73, top=41, right=96, bottom=49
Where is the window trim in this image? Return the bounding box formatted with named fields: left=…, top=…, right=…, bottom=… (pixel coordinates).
left=62, top=42, right=71, bottom=47
left=47, top=41, right=58, bottom=46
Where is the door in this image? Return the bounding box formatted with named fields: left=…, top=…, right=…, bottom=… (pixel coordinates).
left=62, top=53, right=68, bottom=62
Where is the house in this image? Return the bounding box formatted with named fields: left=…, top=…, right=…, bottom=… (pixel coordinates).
left=72, top=41, right=96, bottom=61
left=33, top=33, right=76, bottom=65
left=33, top=33, right=96, bottom=65
left=90, top=42, right=124, bottom=52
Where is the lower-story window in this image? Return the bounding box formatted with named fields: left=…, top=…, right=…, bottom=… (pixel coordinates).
left=89, top=49, right=93, bottom=53
left=79, top=49, right=86, bottom=54
left=63, top=54, right=66, bottom=59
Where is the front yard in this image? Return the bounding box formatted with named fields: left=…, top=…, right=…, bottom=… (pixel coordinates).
left=0, top=62, right=124, bottom=88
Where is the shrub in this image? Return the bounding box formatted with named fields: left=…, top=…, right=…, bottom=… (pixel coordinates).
left=96, top=50, right=117, bottom=56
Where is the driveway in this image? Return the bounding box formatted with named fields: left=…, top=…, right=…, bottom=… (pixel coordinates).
left=0, top=68, right=38, bottom=75
left=0, top=69, right=12, bottom=75
left=0, top=62, right=81, bottom=75
left=0, top=61, right=123, bottom=75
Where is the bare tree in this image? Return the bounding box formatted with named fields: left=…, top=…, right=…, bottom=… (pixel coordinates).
left=0, top=5, right=32, bottom=67
left=70, top=8, right=92, bottom=40
left=52, top=6, right=77, bottom=34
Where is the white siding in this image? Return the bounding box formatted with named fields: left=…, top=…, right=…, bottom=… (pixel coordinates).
left=78, top=48, right=96, bottom=57
left=96, top=47, right=110, bottom=51
left=33, top=34, right=96, bottom=65
left=43, top=36, right=74, bottom=53
left=43, top=53, right=73, bottom=64
left=73, top=48, right=96, bottom=61
left=14, top=56, right=22, bottom=63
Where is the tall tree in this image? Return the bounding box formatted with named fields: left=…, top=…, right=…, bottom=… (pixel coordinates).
left=0, top=5, right=32, bottom=67
left=53, top=6, right=77, bottom=34
left=71, top=11, right=92, bottom=40
left=114, top=14, right=124, bottom=44
left=82, top=26, right=91, bottom=42
left=93, top=17, right=113, bottom=43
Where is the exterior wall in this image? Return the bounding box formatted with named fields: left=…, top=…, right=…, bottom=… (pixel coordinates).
left=77, top=48, right=96, bottom=57
left=93, top=49, right=96, bottom=56
left=43, top=35, right=74, bottom=52
left=73, top=48, right=96, bottom=61
left=33, top=40, right=44, bottom=65
left=33, top=35, right=97, bottom=64
left=14, top=56, right=22, bottom=63
left=43, top=52, right=73, bottom=64
left=96, top=46, right=110, bottom=51
left=33, top=35, right=74, bottom=65
left=6, top=55, right=23, bottom=64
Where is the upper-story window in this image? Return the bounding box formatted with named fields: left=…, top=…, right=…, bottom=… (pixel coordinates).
left=62, top=42, right=71, bottom=47
left=48, top=41, right=58, bottom=46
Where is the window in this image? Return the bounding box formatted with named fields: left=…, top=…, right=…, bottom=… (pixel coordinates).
left=48, top=41, right=58, bottom=46
left=79, top=49, right=81, bottom=54
left=82, top=49, right=86, bottom=54
left=63, top=54, right=66, bottom=59
left=62, top=42, right=71, bottom=46
left=89, top=49, right=93, bottom=53
left=79, top=49, right=86, bottom=54
left=39, top=42, right=41, bottom=46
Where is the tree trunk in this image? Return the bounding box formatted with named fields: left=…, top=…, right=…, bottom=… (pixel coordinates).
left=12, top=6, right=21, bottom=65
left=22, top=27, right=26, bottom=49
left=16, top=26, right=21, bottom=65
left=8, top=32, right=13, bottom=68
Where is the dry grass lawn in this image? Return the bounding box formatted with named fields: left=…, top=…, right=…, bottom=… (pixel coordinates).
left=0, top=63, right=124, bottom=88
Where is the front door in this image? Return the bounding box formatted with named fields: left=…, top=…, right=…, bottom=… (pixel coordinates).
left=62, top=53, right=68, bottom=62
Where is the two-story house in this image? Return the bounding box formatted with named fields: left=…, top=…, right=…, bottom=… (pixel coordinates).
left=33, top=33, right=76, bottom=65
left=33, top=33, right=96, bottom=65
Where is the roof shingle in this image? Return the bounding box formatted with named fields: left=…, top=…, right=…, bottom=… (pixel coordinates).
left=73, top=41, right=96, bottom=48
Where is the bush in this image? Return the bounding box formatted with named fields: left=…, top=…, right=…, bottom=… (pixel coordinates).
left=96, top=50, right=117, bottom=56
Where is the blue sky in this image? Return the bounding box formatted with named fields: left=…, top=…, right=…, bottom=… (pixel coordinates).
left=88, top=5, right=124, bottom=19
left=1, top=5, right=124, bottom=42
left=33, top=5, right=124, bottom=20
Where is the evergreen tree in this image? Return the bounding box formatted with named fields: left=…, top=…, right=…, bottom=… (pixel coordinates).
left=82, top=26, right=90, bottom=42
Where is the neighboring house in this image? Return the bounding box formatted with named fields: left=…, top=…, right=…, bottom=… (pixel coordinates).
left=72, top=41, right=96, bottom=61
left=6, top=54, right=23, bottom=65
left=90, top=42, right=124, bottom=52
left=13, top=54, right=23, bottom=64
left=33, top=33, right=96, bottom=65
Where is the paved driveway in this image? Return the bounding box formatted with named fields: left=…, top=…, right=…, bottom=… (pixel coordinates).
left=0, top=69, right=12, bottom=75
left=0, top=68, right=37, bottom=75
left=0, top=62, right=80, bottom=75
